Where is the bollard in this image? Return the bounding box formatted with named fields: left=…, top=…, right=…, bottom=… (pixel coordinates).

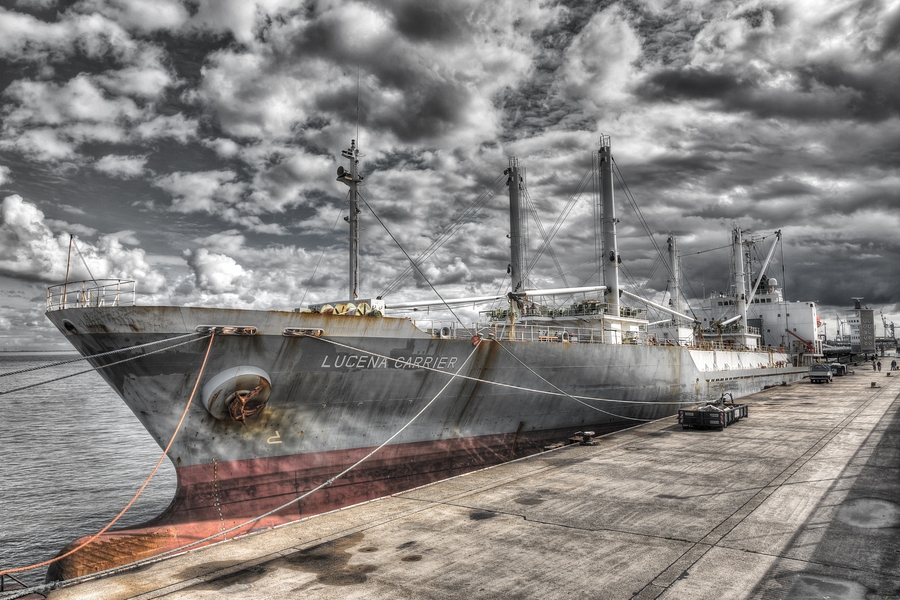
left=871, top=382, right=877, bottom=388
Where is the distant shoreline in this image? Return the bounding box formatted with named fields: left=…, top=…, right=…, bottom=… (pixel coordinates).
left=0, top=349, right=79, bottom=353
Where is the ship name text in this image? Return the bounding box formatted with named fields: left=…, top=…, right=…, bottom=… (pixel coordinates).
left=320, top=354, right=459, bottom=370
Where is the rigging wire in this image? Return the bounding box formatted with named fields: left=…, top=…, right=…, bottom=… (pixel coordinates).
left=611, top=158, right=672, bottom=283
left=490, top=340, right=653, bottom=421
left=298, top=206, right=345, bottom=308
left=0, top=331, right=204, bottom=379
left=71, top=237, right=98, bottom=284
left=358, top=192, right=474, bottom=336
left=0, top=334, right=211, bottom=397
left=379, top=174, right=506, bottom=299
left=522, top=186, right=569, bottom=288
left=522, top=165, right=593, bottom=282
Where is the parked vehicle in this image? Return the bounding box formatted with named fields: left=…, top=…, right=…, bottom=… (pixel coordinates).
left=829, top=363, right=847, bottom=376
left=809, top=363, right=834, bottom=383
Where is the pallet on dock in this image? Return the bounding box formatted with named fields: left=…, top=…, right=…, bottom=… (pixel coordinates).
left=678, top=403, right=748, bottom=430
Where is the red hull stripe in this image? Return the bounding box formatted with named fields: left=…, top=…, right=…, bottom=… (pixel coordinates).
left=48, top=425, right=604, bottom=580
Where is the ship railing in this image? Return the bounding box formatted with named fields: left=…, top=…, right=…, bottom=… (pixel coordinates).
left=46, top=279, right=137, bottom=312
left=482, top=303, right=647, bottom=321
left=421, top=321, right=788, bottom=354
left=420, top=321, right=659, bottom=345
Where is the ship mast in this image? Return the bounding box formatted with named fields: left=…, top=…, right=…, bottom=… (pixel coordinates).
left=506, top=157, right=526, bottom=294
left=505, top=157, right=526, bottom=338
left=732, top=224, right=747, bottom=331
left=600, top=136, right=620, bottom=317
left=667, top=234, right=681, bottom=325
left=338, top=140, right=363, bottom=301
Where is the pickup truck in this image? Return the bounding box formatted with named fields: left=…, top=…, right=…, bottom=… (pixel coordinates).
left=808, top=363, right=834, bottom=383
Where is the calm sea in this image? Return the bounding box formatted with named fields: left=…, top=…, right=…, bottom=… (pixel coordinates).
left=0, top=353, right=177, bottom=588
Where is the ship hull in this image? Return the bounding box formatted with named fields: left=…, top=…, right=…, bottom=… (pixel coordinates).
left=44, top=305, right=804, bottom=580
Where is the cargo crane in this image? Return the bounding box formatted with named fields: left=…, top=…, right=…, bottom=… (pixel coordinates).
left=880, top=311, right=897, bottom=350
left=787, top=328, right=815, bottom=354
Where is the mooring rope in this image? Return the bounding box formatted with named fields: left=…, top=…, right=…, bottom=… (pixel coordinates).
left=0, top=334, right=211, bottom=397
left=490, top=341, right=651, bottom=421
left=311, top=335, right=682, bottom=409
left=0, top=331, right=205, bottom=379
left=0, top=339, right=482, bottom=598
left=0, top=333, right=216, bottom=579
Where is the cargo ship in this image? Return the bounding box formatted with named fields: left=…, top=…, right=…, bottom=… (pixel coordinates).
left=43, top=137, right=806, bottom=580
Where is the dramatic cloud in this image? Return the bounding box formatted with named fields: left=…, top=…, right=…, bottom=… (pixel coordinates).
left=0, top=194, right=166, bottom=292
left=183, top=247, right=252, bottom=295
left=0, top=0, right=898, bottom=349
left=94, top=154, right=148, bottom=178
left=153, top=170, right=243, bottom=214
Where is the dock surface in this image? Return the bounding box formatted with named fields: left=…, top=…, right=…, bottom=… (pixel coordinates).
left=45, top=371, right=900, bottom=599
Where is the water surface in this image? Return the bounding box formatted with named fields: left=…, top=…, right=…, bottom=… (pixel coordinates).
left=0, top=353, right=177, bottom=587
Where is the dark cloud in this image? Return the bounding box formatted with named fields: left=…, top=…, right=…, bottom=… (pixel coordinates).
left=637, top=67, right=749, bottom=102
left=0, top=0, right=899, bottom=349
left=386, top=1, right=465, bottom=43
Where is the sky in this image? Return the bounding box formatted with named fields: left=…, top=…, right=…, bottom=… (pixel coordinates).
left=0, top=0, right=898, bottom=350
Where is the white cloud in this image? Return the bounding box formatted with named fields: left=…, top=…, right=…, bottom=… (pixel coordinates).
left=193, top=230, right=247, bottom=256
left=94, top=46, right=176, bottom=99
left=247, top=150, right=336, bottom=212
left=2, top=129, right=78, bottom=162
left=0, top=195, right=68, bottom=281
left=152, top=170, right=243, bottom=214
left=0, top=10, right=141, bottom=64
left=0, top=76, right=144, bottom=159
left=134, top=113, right=198, bottom=143
left=95, top=234, right=166, bottom=293
left=558, top=6, right=645, bottom=110
left=0, top=165, right=10, bottom=186
left=94, top=154, right=148, bottom=178
left=183, top=247, right=253, bottom=294
left=44, top=219, right=97, bottom=237
left=187, top=0, right=298, bottom=44
left=0, top=194, right=166, bottom=293
left=107, top=230, right=140, bottom=245
left=203, top=137, right=242, bottom=158
left=72, top=0, right=190, bottom=34
left=2, top=76, right=143, bottom=125
left=188, top=1, right=545, bottom=149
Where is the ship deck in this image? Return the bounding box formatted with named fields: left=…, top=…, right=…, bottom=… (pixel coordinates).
left=38, top=367, right=900, bottom=599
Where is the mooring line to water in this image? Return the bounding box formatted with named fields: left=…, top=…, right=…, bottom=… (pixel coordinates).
left=0, top=332, right=216, bottom=579
left=0, top=334, right=211, bottom=397
left=0, top=331, right=205, bottom=379
left=0, top=341, right=481, bottom=600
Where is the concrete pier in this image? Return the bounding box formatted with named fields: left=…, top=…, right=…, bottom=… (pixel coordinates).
left=45, top=371, right=900, bottom=599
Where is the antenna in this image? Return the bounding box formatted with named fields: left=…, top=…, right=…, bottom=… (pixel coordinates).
left=356, top=63, right=360, bottom=151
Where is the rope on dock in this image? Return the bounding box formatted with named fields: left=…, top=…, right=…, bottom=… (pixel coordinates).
left=0, top=334, right=210, bottom=397
left=0, top=331, right=205, bottom=379
left=0, top=332, right=216, bottom=580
